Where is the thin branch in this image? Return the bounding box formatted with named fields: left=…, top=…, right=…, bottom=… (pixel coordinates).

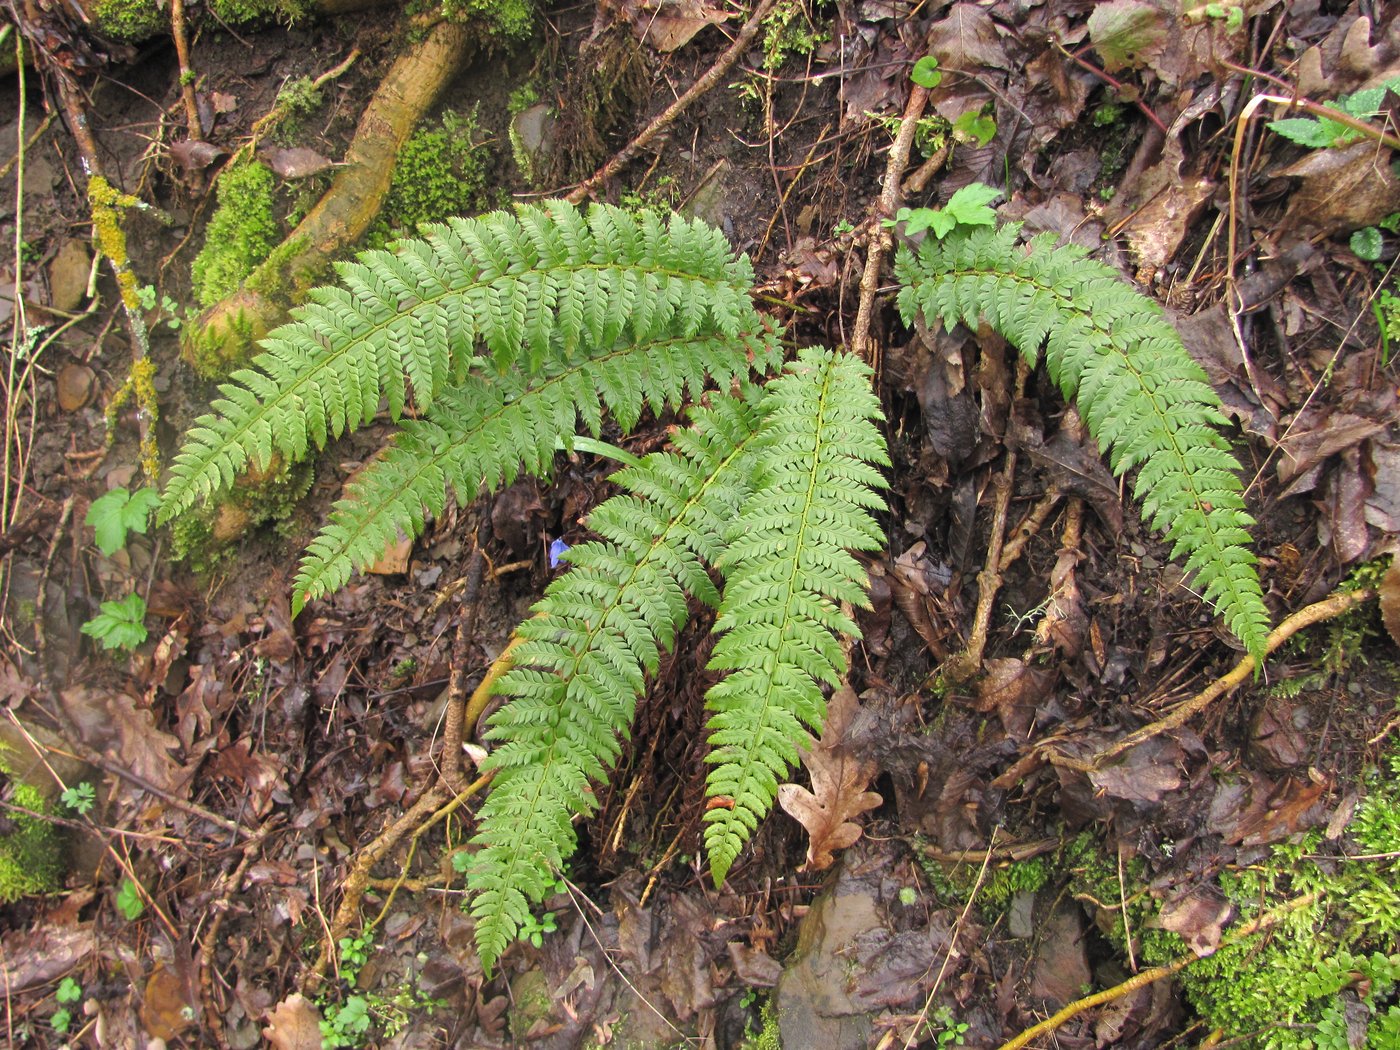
left=565, top=0, right=780, bottom=204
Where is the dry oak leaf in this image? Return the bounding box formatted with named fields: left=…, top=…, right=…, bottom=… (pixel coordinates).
left=777, top=686, right=883, bottom=871
left=263, top=993, right=324, bottom=1050
left=1380, top=556, right=1400, bottom=649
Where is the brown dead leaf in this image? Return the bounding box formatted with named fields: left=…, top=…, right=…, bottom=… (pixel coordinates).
left=927, top=3, right=1007, bottom=71
left=1208, top=772, right=1329, bottom=847
left=1087, top=0, right=1169, bottom=75
left=141, top=963, right=196, bottom=1041
left=976, top=658, right=1054, bottom=739
left=59, top=686, right=185, bottom=794
left=263, top=994, right=323, bottom=1050
left=0, top=922, right=94, bottom=993
left=209, top=741, right=289, bottom=817
left=1157, top=884, right=1233, bottom=957
left=1380, top=557, right=1400, bottom=649
left=777, top=687, right=883, bottom=871
left=1279, top=141, right=1400, bottom=239
left=263, top=146, right=336, bottom=180
left=168, top=138, right=226, bottom=173
left=624, top=0, right=731, bottom=52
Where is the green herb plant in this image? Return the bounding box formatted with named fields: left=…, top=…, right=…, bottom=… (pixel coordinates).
left=50, top=976, right=83, bottom=1035
left=86, top=486, right=161, bottom=556
left=318, top=931, right=444, bottom=1048
left=1267, top=76, right=1400, bottom=150
left=160, top=192, right=1267, bottom=972
left=60, top=782, right=96, bottom=816
left=80, top=592, right=149, bottom=652
left=115, top=876, right=146, bottom=920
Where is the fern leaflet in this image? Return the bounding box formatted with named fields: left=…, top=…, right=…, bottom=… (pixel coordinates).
left=894, top=225, right=1269, bottom=660
left=159, top=202, right=759, bottom=522
left=466, top=389, right=766, bottom=971
left=703, top=347, right=889, bottom=885
left=292, top=326, right=780, bottom=612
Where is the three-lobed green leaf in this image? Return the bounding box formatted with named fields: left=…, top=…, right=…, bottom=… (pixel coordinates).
left=86, top=487, right=161, bottom=556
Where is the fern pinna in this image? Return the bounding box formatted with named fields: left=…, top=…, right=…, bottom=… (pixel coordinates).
left=895, top=224, right=1270, bottom=661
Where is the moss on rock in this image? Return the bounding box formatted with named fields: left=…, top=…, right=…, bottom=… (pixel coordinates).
left=0, top=747, right=65, bottom=903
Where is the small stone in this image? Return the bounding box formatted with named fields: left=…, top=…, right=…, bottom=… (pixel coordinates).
left=56, top=363, right=96, bottom=411
left=49, top=240, right=92, bottom=312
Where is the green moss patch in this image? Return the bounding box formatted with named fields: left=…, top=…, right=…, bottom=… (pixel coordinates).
left=366, top=109, right=493, bottom=249
left=0, top=749, right=65, bottom=903
left=191, top=161, right=281, bottom=308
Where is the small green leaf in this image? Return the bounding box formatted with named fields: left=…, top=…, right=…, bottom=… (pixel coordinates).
left=1351, top=227, right=1384, bottom=262
left=951, top=110, right=997, bottom=147
left=942, top=183, right=1002, bottom=228
left=81, top=591, right=149, bottom=652
left=60, top=782, right=96, bottom=816
left=115, top=876, right=146, bottom=920
left=910, top=56, right=942, bottom=88
left=85, top=487, right=161, bottom=556
left=56, top=977, right=83, bottom=1005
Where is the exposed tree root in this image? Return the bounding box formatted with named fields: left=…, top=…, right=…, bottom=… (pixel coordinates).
left=995, top=892, right=1319, bottom=1050
left=185, top=15, right=474, bottom=371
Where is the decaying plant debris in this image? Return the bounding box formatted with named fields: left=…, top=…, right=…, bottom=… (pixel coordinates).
left=2, top=1, right=1399, bottom=1047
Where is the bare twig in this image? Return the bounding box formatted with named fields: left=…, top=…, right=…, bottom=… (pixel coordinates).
left=565, top=0, right=779, bottom=204
left=995, top=892, right=1319, bottom=1050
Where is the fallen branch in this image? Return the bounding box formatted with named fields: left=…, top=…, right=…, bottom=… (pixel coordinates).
left=564, top=0, right=779, bottom=205
left=995, top=892, right=1319, bottom=1050
left=1058, top=586, right=1376, bottom=773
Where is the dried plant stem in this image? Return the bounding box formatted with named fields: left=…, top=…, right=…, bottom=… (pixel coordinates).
left=943, top=360, right=1030, bottom=683
left=565, top=0, right=779, bottom=205
left=995, top=892, right=1319, bottom=1050
left=851, top=77, right=929, bottom=366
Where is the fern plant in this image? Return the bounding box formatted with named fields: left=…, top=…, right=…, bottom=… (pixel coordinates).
left=895, top=221, right=1270, bottom=661
left=160, top=198, right=1266, bottom=974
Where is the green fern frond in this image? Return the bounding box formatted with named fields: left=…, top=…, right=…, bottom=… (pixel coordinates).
left=291, top=326, right=781, bottom=612
left=466, top=388, right=767, bottom=971
left=702, top=347, right=889, bottom=885
left=159, top=202, right=760, bottom=523
left=894, top=225, right=1270, bottom=660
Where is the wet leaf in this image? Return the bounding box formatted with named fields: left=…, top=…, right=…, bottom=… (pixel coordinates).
left=927, top=3, right=1007, bottom=71
left=140, top=963, right=196, bottom=1040
left=168, top=138, right=226, bottom=173
left=777, top=687, right=883, bottom=871
left=1158, top=884, right=1233, bottom=957
left=264, top=146, right=336, bottom=180
left=1088, top=0, right=1169, bottom=74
